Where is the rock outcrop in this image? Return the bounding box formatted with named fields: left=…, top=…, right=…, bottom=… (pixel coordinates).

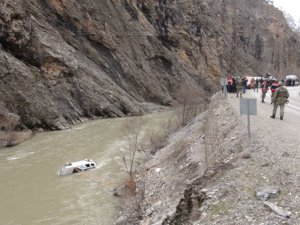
left=0, top=105, right=32, bottom=147
left=0, top=0, right=300, bottom=132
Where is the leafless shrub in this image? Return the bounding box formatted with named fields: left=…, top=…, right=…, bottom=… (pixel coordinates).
left=175, top=84, right=205, bottom=126
left=120, top=117, right=147, bottom=178
left=147, top=117, right=178, bottom=155
left=117, top=173, right=146, bottom=225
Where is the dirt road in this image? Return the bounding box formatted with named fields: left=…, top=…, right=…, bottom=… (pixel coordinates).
left=208, top=87, right=300, bottom=224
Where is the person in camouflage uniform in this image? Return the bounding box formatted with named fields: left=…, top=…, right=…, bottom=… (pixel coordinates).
left=270, top=81, right=289, bottom=120
left=236, top=77, right=243, bottom=98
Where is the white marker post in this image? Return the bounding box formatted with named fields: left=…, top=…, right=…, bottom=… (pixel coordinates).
left=240, top=98, right=257, bottom=140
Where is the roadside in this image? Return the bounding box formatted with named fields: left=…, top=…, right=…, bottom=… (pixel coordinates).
left=117, top=88, right=300, bottom=224
left=195, top=89, right=300, bottom=224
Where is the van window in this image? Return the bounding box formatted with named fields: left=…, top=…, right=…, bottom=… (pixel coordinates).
left=91, top=163, right=95, bottom=166
left=85, top=164, right=90, bottom=167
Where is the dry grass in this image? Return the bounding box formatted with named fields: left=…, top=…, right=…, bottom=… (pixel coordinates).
left=204, top=101, right=226, bottom=168
left=126, top=176, right=137, bottom=196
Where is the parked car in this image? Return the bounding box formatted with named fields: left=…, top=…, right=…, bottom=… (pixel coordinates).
left=285, top=75, right=299, bottom=86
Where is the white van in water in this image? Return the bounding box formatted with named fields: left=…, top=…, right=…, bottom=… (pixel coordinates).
left=59, top=159, right=96, bottom=176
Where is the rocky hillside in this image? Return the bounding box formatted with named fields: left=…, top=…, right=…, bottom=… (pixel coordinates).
left=0, top=0, right=300, bottom=133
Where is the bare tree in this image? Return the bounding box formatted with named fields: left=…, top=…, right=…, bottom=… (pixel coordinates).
left=120, top=117, right=147, bottom=178
left=147, top=116, right=177, bottom=155
left=175, top=83, right=204, bottom=126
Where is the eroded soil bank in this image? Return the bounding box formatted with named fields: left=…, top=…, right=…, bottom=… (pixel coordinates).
left=117, top=93, right=244, bottom=224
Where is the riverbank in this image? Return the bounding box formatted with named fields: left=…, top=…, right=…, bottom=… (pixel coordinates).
left=117, top=91, right=300, bottom=224
left=116, top=93, right=245, bottom=224
left=0, top=102, right=168, bottom=150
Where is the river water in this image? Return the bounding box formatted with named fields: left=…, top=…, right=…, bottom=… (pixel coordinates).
left=0, top=111, right=175, bottom=225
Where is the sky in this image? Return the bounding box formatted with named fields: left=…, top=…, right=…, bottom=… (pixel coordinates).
left=273, top=0, right=300, bottom=23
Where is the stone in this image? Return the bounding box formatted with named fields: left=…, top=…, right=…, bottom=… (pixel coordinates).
left=113, top=185, right=126, bottom=197
left=241, top=153, right=251, bottom=159
left=264, top=201, right=291, bottom=218
left=281, top=152, right=290, bottom=157
left=155, top=168, right=162, bottom=173
left=256, top=186, right=280, bottom=201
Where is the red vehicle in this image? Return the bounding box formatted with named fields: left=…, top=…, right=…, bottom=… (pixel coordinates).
left=271, top=82, right=279, bottom=94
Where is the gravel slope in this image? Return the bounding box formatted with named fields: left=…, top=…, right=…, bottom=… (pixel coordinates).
left=197, top=88, right=300, bottom=224
left=117, top=88, right=300, bottom=225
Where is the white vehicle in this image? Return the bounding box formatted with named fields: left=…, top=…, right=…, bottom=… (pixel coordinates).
left=59, top=159, right=96, bottom=176
left=285, top=75, right=299, bottom=86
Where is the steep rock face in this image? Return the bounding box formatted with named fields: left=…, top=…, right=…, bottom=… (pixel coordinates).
left=142, top=0, right=300, bottom=76
left=0, top=0, right=299, bottom=131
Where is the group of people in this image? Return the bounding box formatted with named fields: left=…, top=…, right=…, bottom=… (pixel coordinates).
left=227, top=76, right=267, bottom=97
left=235, top=76, right=260, bottom=98
left=224, top=75, right=289, bottom=120
left=226, top=75, right=247, bottom=94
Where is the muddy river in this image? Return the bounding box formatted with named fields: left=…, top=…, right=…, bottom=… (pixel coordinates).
left=0, top=111, right=175, bottom=225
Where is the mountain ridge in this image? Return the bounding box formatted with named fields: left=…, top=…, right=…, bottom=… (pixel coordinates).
left=0, top=0, right=299, bottom=140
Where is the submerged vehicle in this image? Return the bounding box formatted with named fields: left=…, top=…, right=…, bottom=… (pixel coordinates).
left=59, top=159, right=96, bottom=176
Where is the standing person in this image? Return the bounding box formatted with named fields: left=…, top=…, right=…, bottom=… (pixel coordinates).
left=261, top=80, right=268, bottom=103
left=250, top=78, right=255, bottom=91
left=271, top=80, right=279, bottom=99
left=232, top=77, right=236, bottom=93
left=254, top=78, right=259, bottom=92
left=242, top=77, right=247, bottom=93
left=236, top=77, right=243, bottom=98
left=227, top=74, right=233, bottom=92
left=270, top=81, right=289, bottom=120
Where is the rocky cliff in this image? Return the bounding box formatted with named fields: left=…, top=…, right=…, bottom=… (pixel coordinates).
left=0, top=0, right=299, bottom=133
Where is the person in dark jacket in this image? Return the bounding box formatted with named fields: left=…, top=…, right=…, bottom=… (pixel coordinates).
left=242, top=77, right=247, bottom=93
